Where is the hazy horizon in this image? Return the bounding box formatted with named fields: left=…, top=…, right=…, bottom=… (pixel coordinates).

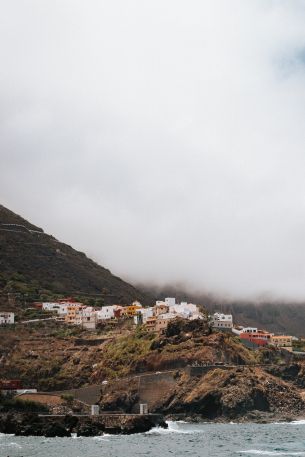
left=2, top=1, right=305, bottom=300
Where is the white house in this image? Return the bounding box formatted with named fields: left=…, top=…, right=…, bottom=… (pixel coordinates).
left=57, top=304, right=69, bottom=317
left=42, top=302, right=80, bottom=316
left=59, top=301, right=83, bottom=308
left=165, top=297, right=176, bottom=307
left=134, top=307, right=154, bottom=325
left=42, top=302, right=62, bottom=312
left=0, top=312, right=14, bottom=325
left=169, top=302, right=200, bottom=318
left=232, top=326, right=257, bottom=335
left=96, top=305, right=123, bottom=321
left=211, top=312, right=233, bottom=330
left=155, top=298, right=202, bottom=320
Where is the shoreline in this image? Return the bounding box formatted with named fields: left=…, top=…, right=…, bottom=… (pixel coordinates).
left=166, top=412, right=305, bottom=425
left=1, top=411, right=305, bottom=438
left=0, top=412, right=167, bottom=437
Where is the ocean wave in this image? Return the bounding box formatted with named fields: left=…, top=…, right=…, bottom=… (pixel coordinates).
left=271, top=420, right=305, bottom=426
left=240, top=450, right=305, bottom=456
left=145, top=421, right=203, bottom=435
left=93, top=436, right=111, bottom=441
left=0, top=442, right=22, bottom=449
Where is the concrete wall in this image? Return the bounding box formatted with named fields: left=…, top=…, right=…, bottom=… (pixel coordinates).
left=98, top=371, right=178, bottom=412
left=54, top=385, right=103, bottom=405
left=137, top=372, right=176, bottom=411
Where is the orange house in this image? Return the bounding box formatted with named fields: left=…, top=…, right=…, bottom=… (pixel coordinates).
left=123, top=302, right=142, bottom=318
left=65, top=304, right=84, bottom=324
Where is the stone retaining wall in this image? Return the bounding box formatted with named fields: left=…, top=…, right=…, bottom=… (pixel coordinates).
left=137, top=372, right=176, bottom=410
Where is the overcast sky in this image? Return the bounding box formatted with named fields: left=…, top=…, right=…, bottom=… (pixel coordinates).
left=1, top=1, right=305, bottom=299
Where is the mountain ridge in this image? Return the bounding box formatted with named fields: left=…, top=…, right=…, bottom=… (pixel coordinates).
left=2, top=203, right=305, bottom=336
left=0, top=204, right=150, bottom=305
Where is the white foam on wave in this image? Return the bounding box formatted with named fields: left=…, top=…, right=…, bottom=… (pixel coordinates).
left=240, top=450, right=305, bottom=456
left=0, top=442, right=22, bottom=449
left=145, top=420, right=202, bottom=435
left=253, top=419, right=305, bottom=427
left=271, top=420, right=305, bottom=426
left=93, top=435, right=111, bottom=441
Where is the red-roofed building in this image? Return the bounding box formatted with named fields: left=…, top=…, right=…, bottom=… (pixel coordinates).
left=239, top=330, right=273, bottom=347
left=0, top=380, right=22, bottom=390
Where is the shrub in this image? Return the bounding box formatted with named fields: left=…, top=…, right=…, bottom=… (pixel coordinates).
left=0, top=397, right=49, bottom=413
left=61, top=393, right=74, bottom=403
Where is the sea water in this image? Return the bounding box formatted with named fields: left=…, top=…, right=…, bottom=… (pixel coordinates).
left=2, top=420, right=305, bottom=457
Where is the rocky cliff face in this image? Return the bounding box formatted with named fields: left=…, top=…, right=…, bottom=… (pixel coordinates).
left=168, top=367, right=304, bottom=420
left=97, top=321, right=305, bottom=422
left=100, top=366, right=305, bottom=422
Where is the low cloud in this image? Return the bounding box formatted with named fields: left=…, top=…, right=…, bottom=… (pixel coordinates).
left=1, top=1, right=305, bottom=299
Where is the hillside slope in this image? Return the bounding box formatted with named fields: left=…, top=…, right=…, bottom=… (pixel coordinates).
left=0, top=204, right=149, bottom=305
left=0, top=319, right=261, bottom=391
left=2, top=318, right=305, bottom=422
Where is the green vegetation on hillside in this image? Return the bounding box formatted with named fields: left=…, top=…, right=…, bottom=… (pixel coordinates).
left=97, top=328, right=156, bottom=379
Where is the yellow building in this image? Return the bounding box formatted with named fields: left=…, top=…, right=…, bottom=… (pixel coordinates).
left=123, top=301, right=142, bottom=317
left=271, top=335, right=293, bottom=351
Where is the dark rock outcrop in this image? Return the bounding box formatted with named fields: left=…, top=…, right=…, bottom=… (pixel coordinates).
left=76, top=421, right=103, bottom=437
left=44, top=423, right=71, bottom=437
left=0, top=412, right=166, bottom=436
left=165, top=318, right=210, bottom=338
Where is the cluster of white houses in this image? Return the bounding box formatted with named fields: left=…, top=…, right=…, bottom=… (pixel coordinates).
left=0, top=300, right=295, bottom=352
left=133, top=297, right=202, bottom=333
left=37, top=297, right=203, bottom=331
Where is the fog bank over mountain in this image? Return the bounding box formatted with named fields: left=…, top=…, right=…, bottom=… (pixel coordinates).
left=1, top=1, right=305, bottom=299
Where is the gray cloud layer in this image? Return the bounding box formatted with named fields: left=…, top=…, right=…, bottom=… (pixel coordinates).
left=1, top=1, right=305, bottom=299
